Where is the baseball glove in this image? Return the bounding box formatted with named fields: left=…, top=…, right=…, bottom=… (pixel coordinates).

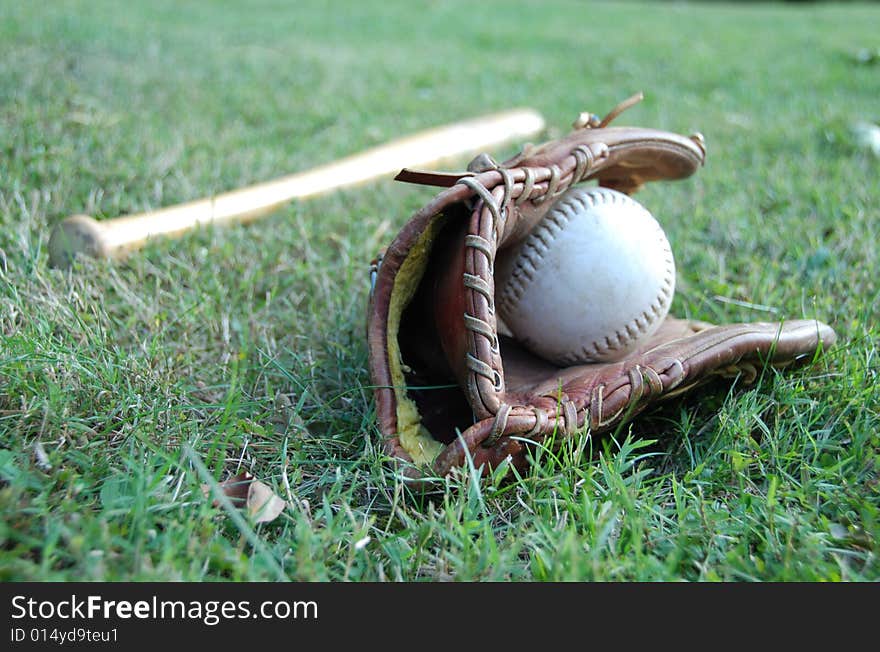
left=367, top=94, right=836, bottom=480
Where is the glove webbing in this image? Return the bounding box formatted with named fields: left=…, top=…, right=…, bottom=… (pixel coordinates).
left=456, top=141, right=607, bottom=414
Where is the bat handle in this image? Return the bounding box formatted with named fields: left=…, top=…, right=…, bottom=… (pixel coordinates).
left=48, top=215, right=110, bottom=268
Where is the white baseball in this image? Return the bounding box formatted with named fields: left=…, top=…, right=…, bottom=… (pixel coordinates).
left=495, top=186, right=675, bottom=365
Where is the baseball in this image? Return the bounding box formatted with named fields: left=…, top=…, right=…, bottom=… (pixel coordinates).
left=495, top=186, right=675, bottom=365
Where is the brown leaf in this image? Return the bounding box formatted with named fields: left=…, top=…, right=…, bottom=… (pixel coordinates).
left=247, top=480, right=287, bottom=524
left=201, top=472, right=287, bottom=524
left=201, top=471, right=253, bottom=508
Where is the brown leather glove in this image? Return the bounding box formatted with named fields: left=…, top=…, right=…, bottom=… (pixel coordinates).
left=367, top=94, right=836, bottom=479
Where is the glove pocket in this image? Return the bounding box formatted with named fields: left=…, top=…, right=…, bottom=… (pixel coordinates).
left=367, top=185, right=481, bottom=475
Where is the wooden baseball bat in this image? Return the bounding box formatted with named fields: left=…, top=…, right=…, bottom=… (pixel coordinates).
left=48, top=108, right=546, bottom=268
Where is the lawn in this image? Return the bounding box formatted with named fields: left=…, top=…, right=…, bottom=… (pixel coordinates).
left=1, top=0, right=877, bottom=581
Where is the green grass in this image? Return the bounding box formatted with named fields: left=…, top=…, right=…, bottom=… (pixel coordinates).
left=1, top=0, right=878, bottom=581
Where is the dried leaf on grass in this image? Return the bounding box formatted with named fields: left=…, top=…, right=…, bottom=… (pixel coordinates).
left=201, top=472, right=287, bottom=524
left=247, top=479, right=287, bottom=524
left=203, top=471, right=251, bottom=507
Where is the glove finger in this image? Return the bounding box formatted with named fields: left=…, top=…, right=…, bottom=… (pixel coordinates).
left=587, top=318, right=837, bottom=432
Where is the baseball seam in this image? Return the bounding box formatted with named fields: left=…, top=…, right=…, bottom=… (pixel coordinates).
left=498, top=188, right=675, bottom=363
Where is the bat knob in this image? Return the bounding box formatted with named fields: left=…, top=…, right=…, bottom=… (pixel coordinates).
left=48, top=215, right=108, bottom=268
